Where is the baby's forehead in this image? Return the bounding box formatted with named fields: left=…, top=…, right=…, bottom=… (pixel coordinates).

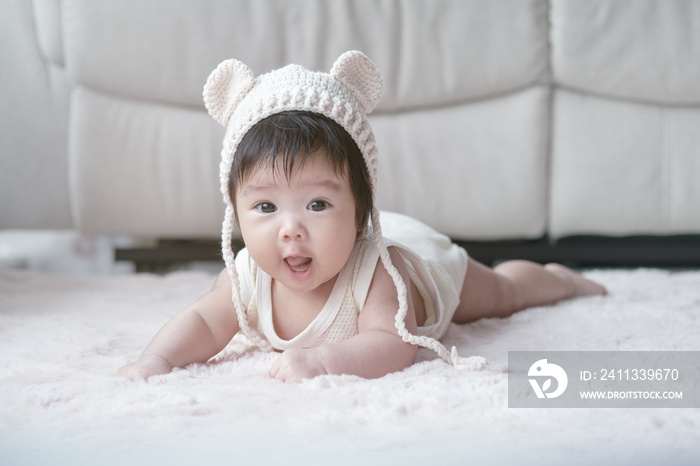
left=238, top=150, right=348, bottom=188
left=243, top=148, right=346, bottom=179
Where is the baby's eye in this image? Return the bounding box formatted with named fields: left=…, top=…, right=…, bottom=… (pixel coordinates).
left=255, top=202, right=277, bottom=213
left=308, top=200, right=329, bottom=212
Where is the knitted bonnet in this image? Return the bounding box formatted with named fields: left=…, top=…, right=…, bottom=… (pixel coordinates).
left=203, top=50, right=485, bottom=370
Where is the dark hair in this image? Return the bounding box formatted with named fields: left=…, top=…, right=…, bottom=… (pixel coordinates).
left=230, top=111, right=372, bottom=231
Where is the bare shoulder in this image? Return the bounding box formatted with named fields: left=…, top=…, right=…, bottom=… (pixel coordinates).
left=190, top=268, right=237, bottom=330
left=359, top=247, right=418, bottom=334
left=198, top=268, right=233, bottom=306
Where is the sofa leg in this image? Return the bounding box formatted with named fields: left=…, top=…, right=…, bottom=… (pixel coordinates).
left=457, top=235, right=700, bottom=269
left=114, top=239, right=240, bottom=274
left=114, top=236, right=700, bottom=273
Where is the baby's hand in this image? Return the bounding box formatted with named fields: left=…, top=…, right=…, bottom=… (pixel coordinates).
left=116, top=354, right=173, bottom=381
left=270, top=347, right=328, bottom=383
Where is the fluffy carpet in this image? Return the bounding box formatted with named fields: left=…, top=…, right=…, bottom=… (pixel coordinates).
left=1, top=268, right=699, bottom=465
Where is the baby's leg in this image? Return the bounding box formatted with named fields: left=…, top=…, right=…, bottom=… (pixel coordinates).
left=452, top=259, right=607, bottom=324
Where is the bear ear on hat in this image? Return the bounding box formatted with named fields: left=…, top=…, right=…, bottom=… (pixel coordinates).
left=203, top=59, right=256, bottom=127
left=330, top=51, right=383, bottom=113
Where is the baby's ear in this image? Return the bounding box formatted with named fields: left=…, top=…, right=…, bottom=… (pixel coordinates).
left=330, top=51, right=383, bottom=113
left=203, top=59, right=256, bottom=127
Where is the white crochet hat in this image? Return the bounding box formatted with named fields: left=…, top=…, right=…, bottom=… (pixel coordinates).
left=203, top=51, right=484, bottom=370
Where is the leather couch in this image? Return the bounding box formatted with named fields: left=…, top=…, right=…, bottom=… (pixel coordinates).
left=2, top=0, right=699, bottom=267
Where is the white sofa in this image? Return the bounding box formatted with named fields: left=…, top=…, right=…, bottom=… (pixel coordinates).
left=2, top=0, right=700, bottom=266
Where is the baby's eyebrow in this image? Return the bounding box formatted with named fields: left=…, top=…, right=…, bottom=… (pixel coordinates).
left=308, top=178, right=344, bottom=191
left=238, top=183, right=274, bottom=197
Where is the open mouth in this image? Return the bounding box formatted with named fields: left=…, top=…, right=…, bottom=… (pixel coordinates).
left=284, top=256, right=312, bottom=275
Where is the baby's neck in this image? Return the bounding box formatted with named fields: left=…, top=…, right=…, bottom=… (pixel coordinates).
left=270, top=275, right=338, bottom=340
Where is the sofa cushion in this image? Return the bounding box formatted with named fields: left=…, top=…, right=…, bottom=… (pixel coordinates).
left=63, top=0, right=550, bottom=239
left=551, top=0, right=700, bottom=104
left=70, top=89, right=225, bottom=236
left=0, top=0, right=72, bottom=229
left=373, top=87, right=549, bottom=240
left=550, top=90, right=700, bottom=238
left=63, top=0, right=549, bottom=110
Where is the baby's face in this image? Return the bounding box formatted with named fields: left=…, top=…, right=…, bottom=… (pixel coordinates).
left=235, top=150, right=358, bottom=296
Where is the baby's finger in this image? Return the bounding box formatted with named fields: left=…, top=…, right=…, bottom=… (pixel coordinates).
left=269, top=355, right=286, bottom=381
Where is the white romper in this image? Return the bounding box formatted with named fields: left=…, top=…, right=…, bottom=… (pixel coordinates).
left=234, top=212, right=468, bottom=350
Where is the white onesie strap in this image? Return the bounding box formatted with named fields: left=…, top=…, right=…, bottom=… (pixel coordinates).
left=234, top=248, right=253, bottom=306
left=353, top=239, right=380, bottom=311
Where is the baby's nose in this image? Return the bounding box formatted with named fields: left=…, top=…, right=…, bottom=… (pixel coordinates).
left=279, top=215, right=307, bottom=241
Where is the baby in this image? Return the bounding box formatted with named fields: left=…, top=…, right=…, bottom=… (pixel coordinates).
left=117, top=51, right=606, bottom=383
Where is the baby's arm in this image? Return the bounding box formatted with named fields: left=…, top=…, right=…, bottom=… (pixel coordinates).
left=270, top=248, right=418, bottom=382
left=117, top=269, right=240, bottom=380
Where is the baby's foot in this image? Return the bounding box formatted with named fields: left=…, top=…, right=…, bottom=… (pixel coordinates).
left=544, top=263, right=608, bottom=298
